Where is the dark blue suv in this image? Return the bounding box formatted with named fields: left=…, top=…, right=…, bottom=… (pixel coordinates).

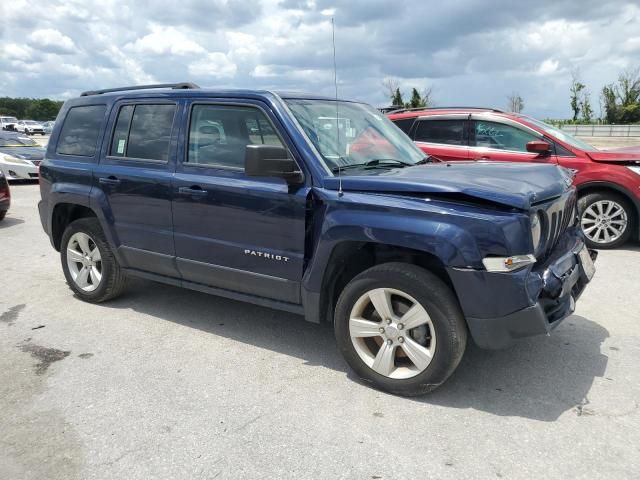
left=39, top=83, right=596, bottom=395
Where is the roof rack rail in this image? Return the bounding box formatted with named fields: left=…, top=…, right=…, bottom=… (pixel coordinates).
left=80, top=82, right=200, bottom=97
left=388, top=106, right=504, bottom=114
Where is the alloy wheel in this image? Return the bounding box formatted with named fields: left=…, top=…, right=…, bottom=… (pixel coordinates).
left=581, top=200, right=628, bottom=245
left=66, top=232, right=102, bottom=292
left=349, top=288, right=436, bottom=380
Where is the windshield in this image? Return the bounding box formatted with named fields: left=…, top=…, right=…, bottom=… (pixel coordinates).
left=285, top=99, right=426, bottom=172
left=0, top=135, right=39, bottom=146
left=1, top=117, right=18, bottom=123
left=524, top=117, right=598, bottom=152
left=25, top=120, right=38, bottom=125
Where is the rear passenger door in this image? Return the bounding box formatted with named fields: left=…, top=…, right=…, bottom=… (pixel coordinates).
left=411, top=118, right=470, bottom=161
left=93, top=100, right=182, bottom=278
left=171, top=100, right=308, bottom=304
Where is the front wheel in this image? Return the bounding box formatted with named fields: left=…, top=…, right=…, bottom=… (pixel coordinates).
left=334, top=262, right=467, bottom=396
left=579, top=192, right=635, bottom=249
left=60, top=218, right=127, bottom=302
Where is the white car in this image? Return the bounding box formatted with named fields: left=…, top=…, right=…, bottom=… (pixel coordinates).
left=0, top=152, right=39, bottom=180
left=1, top=116, right=18, bottom=131
left=16, top=120, right=45, bottom=135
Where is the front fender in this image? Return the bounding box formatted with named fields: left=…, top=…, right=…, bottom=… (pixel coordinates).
left=299, top=190, right=528, bottom=323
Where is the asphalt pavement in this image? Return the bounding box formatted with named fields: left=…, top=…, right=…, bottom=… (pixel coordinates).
left=1, top=184, right=639, bottom=480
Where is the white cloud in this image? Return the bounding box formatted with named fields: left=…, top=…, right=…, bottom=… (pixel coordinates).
left=537, top=58, right=560, bottom=76
left=126, top=26, right=206, bottom=56
left=28, top=28, right=76, bottom=54
left=188, top=53, right=237, bottom=78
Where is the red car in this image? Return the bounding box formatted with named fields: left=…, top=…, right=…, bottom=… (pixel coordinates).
left=388, top=107, right=640, bottom=249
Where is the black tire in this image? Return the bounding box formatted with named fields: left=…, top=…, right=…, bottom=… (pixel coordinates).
left=334, top=262, right=467, bottom=396
left=578, top=192, right=635, bottom=249
left=0, top=210, right=6, bottom=221
left=60, top=218, right=127, bottom=302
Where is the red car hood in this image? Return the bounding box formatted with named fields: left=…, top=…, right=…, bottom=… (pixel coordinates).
left=587, top=146, right=640, bottom=163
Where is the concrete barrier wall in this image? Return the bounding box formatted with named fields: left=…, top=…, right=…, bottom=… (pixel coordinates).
left=561, top=124, right=640, bottom=137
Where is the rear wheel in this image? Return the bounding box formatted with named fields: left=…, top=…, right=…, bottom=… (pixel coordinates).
left=579, top=192, right=634, bottom=249
left=0, top=210, right=6, bottom=221
left=334, top=262, right=467, bottom=396
left=60, top=218, right=127, bottom=302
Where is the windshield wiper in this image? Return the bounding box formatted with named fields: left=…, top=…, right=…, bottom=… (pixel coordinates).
left=414, top=156, right=441, bottom=165
left=330, top=158, right=415, bottom=173
left=365, top=158, right=413, bottom=167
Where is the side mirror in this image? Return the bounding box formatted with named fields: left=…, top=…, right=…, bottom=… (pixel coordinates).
left=526, top=140, right=551, bottom=155
left=245, top=144, right=304, bottom=185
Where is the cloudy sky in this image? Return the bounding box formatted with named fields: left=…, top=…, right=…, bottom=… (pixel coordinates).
left=1, top=0, right=639, bottom=118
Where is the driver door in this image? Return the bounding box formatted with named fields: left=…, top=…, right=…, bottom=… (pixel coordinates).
left=171, top=100, right=309, bottom=304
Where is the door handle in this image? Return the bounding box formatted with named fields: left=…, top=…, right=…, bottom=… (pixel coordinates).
left=475, top=156, right=490, bottom=160
left=178, top=186, right=208, bottom=197
left=99, top=176, right=121, bottom=185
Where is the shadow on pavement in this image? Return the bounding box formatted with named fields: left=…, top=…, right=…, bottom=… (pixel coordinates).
left=104, top=279, right=609, bottom=421
left=0, top=216, right=25, bottom=229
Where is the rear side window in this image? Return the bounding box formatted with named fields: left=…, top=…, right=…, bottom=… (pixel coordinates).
left=56, top=105, right=106, bottom=156
left=110, top=104, right=176, bottom=161
left=391, top=118, right=415, bottom=135
left=414, top=120, right=466, bottom=145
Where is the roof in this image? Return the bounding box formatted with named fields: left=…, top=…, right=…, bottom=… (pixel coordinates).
left=387, top=107, right=509, bottom=120
left=75, top=82, right=355, bottom=103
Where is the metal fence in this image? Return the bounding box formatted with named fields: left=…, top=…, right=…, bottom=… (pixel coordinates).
left=561, top=124, right=640, bottom=137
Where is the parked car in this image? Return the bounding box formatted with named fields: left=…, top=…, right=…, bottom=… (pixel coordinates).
left=0, top=116, right=18, bottom=131
left=0, top=131, right=44, bottom=180
left=38, top=83, right=596, bottom=396
left=16, top=120, right=45, bottom=135
left=387, top=107, right=640, bottom=249
left=42, top=121, right=55, bottom=134
left=0, top=168, right=10, bottom=221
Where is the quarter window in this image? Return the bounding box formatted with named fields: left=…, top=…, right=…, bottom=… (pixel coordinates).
left=56, top=105, right=106, bottom=157
left=187, top=105, right=284, bottom=169
left=414, top=120, right=466, bottom=145
left=473, top=121, right=538, bottom=152
left=110, top=104, right=176, bottom=161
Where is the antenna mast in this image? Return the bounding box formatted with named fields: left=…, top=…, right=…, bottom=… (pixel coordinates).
left=331, top=17, right=343, bottom=197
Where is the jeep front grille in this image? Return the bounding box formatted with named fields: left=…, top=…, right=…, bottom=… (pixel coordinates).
left=541, top=191, right=576, bottom=257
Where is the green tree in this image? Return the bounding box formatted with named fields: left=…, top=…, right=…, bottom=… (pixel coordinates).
left=409, top=88, right=426, bottom=108
left=599, top=69, right=640, bottom=124
left=392, top=88, right=405, bottom=107
left=580, top=91, right=593, bottom=122
left=569, top=73, right=585, bottom=121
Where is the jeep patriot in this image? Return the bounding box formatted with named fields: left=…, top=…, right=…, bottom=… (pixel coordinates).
left=39, top=83, right=596, bottom=395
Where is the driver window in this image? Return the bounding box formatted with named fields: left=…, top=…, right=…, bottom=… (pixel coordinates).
left=473, top=121, right=538, bottom=152
left=187, top=105, right=284, bottom=169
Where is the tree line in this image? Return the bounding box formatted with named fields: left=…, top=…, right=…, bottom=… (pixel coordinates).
left=382, top=78, right=434, bottom=109
left=566, top=68, right=639, bottom=124
left=0, top=97, right=64, bottom=121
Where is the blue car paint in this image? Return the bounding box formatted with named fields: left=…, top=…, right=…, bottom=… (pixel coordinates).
left=39, top=87, right=591, bottom=349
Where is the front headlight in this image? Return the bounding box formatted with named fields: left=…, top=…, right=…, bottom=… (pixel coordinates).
left=531, top=212, right=543, bottom=254
left=0, top=154, right=32, bottom=165
left=627, top=165, right=640, bottom=175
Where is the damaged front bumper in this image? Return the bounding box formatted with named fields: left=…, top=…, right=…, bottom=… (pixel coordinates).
left=455, top=227, right=597, bottom=349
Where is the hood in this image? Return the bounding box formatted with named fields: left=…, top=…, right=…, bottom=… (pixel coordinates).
left=0, top=146, right=46, bottom=161
left=323, top=161, right=572, bottom=210
left=586, top=146, right=640, bottom=163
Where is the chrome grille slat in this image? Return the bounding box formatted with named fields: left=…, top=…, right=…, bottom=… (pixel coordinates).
left=540, top=190, right=577, bottom=259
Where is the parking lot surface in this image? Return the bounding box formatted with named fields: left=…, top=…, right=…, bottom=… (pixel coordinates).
left=1, top=184, right=639, bottom=480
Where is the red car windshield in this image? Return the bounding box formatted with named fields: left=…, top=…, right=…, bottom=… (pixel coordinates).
left=523, top=116, right=598, bottom=152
